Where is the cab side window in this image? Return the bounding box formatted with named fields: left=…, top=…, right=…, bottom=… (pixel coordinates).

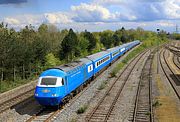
left=62, top=79, right=64, bottom=85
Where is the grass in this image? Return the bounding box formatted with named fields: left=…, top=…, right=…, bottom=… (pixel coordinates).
left=76, top=104, right=88, bottom=114
left=111, top=39, right=169, bottom=76
left=70, top=117, right=77, bottom=122
left=109, top=71, right=117, bottom=78
left=0, top=77, right=37, bottom=93
left=153, top=100, right=162, bottom=108
left=98, top=81, right=108, bottom=90
left=145, top=112, right=151, bottom=116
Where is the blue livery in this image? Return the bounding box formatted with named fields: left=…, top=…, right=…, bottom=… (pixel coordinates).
left=34, top=40, right=140, bottom=106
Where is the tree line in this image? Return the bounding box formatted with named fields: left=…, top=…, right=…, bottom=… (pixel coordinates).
left=0, top=22, right=170, bottom=91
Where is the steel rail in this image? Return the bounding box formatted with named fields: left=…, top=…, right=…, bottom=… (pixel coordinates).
left=86, top=50, right=149, bottom=122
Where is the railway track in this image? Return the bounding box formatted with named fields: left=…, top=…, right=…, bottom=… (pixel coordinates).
left=159, top=48, right=180, bottom=100
left=129, top=50, right=155, bottom=122
left=26, top=107, right=60, bottom=122
left=25, top=45, right=143, bottom=122
left=173, top=55, right=180, bottom=70
left=0, top=88, right=35, bottom=113
left=85, top=50, right=149, bottom=122
left=25, top=53, right=138, bottom=122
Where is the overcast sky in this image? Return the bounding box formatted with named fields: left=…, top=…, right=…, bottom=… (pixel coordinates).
left=0, top=0, right=179, bottom=32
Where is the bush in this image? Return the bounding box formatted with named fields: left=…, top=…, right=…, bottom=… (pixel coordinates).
left=153, top=100, right=162, bottom=107
left=76, top=104, right=88, bottom=114
left=98, top=81, right=108, bottom=90
left=109, top=71, right=116, bottom=78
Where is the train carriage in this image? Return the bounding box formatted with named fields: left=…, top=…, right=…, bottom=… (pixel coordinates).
left=34, top=40, right=140, bottom=106
left=86, top=51, right=111, bottom=75
left=107, top=46, right=121, bottom=62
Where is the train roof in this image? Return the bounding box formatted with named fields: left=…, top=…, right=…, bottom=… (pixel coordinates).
left=79, top=58, right=92, bottom=64
left=106, top=46, right=120, bottom=52
left=86, top=51, right=110, bottom=61
left=54, top=60, right=84, bottom=72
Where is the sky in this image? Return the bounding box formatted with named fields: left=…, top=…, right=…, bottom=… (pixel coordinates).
left=0, top=0, right=179, bottom=32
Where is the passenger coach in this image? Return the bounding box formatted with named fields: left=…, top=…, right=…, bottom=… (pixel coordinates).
left=34, top=40, right=140, bottom=106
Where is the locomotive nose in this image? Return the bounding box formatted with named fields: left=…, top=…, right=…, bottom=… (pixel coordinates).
left=34, top=87, right=62, bottom=106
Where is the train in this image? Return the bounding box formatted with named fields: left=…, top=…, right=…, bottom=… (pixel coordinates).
left=34, top=40, right=140, bottom=106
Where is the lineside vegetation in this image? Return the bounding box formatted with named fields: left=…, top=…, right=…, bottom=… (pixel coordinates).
left=111, top=32, right=169, bottom=75
left=0, top=22, right=174, bottom=93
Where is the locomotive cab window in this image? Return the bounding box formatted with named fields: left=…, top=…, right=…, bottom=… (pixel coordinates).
left=39, top=77, right=63, bottom=87
left=41, top=77, right=57, bottom=85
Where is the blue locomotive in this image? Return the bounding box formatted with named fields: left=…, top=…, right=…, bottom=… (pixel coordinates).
left=34, top=40, right=140, bottom=106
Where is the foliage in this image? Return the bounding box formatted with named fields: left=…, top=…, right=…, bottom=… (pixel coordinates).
left=76, top=104, right=88, bottom=114
left=60, top=28, right=79, bottom=61
left=0, top=22, right=169, bottom=93
left=153, top=100, right=162, bottom=107
left=45, top=53, right=61, bottom=69
left=111, top=32, right=169, bottom=75
left=98, top=81, right=108, bottom=90
left=171, top=33, right=180, bottom=40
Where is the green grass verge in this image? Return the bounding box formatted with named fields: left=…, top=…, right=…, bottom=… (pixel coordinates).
left=0, top=77, right=37, bottom=93
left=111, top=39, right=169, bottom=75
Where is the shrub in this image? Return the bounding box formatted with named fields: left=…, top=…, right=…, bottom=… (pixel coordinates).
left=98, top=81, right=107, bottom=90
left=76, top=104, right=88, bottom=114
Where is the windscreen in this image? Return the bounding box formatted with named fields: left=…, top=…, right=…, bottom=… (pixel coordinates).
left=40, top=78, right=57, bottom=85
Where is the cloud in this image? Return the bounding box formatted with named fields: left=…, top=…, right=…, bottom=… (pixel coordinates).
left=71, top=3, right=138, bottom=22
left=93, top=0, right=124, bottom=5
left=0, top=0, right=27, bottom=5
left=44, top=13, right=73, bottom=24
left=92, top=0, right=180, bottom=21
left=2, top=12, right=73, bottom=30
left=71, top=3, right=111, bottom=22
left=1, top=0, right=179, bottom=32
left=3, top=17, right=20, bottom=25
left=157, top=21, right=175, bottom=27
left=162, top=0, right=180, bottom=19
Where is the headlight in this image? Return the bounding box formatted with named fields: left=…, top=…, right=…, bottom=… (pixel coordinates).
left=52, top=94, right=57, bottom=97
left=35, top=93, right=38, bottom=96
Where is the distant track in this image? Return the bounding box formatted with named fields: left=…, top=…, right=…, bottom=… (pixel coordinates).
left=159, top=48, right=180, bottom=100
left=85, top=49, right=149, bottom=122
left=173, top=55, right=180, bottom=70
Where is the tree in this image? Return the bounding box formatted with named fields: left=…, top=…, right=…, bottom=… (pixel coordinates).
left=60, top=29, right=79, bottom=61
left=83, top=30, right=96, bottom=51
left=112, top=33, right=121, bottom=46
left=100, top=30, right=114, bottom=49
left=45, top=53, right=60, bottom=68
left=78, top=35, right=89, bottom=56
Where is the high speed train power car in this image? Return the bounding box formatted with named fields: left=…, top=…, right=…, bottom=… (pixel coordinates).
left=34, top=40, right=140, bottom=106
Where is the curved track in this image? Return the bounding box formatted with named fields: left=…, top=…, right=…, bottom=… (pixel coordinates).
left=173, top=55, right=180, bottom=70
left=159, top=49, right=180, bottom=100
left=85, top=50, right=149, bottom=122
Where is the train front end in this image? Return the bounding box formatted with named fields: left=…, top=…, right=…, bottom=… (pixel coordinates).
left=34, top=69, right=66, bottom=106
